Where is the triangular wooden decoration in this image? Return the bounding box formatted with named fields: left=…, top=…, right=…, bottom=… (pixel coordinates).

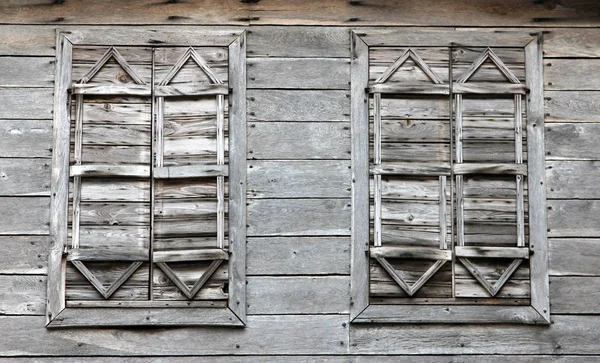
left=377, top=257, right=447, bottom=296
left=376, top=48, right=444, bottom=85
left=459, top=257, right=523, bottom=297
left=72, top=260, right=143, bottom=299
left=159, top=47, right=223, bottom=86
left=78, top=47, right=145, bottom=85
left=156, top=259, right=224, bottom=299
left=456, top=48, right=520, bottom=84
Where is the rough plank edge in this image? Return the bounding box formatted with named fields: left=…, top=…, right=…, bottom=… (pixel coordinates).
left=154, top=165, right=228, bottom=179
left=359, top=29, right=535, bottom=47
left=350, top=31, right=370, bottom=321
left=371, top=162, right=451, bottom=176
left=526, top=33, right=551, bottom=324
left=353, top=305, right=548, bottom=324
left=452, top=83, right=528, bottom=95
left=71, top=84, right=151, bottom=96
left=369, top=83, right=449, bottom=95
left=70, top=164, right=150, bottom=178
left=153, top=248, right=229, bottom=262
left=227, top=31, right=247, bottom=325
left=454, top=246, right=529, bottom=259
left=67, top=248, right=150, bottom=261
left=370, top=246, right=452, bottom=260
left=47, top=307, right=244, bottom=328
left=155, top=83, right=228, bottom=97
left=453, top=163, right=527, bottom=175
left=46, top=31, right=72, bottom=327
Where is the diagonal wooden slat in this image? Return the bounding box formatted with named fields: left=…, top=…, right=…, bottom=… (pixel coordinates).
left=72, top=261, right=143, bottom=299
left=459, top=257, right=523, bottom=297
left=156, top=260, right=224, bottom=300
left=159, top=47, right=223, bottom=86
left=375, top=48, right=444, bottom=84
left=456, top=47, right=520, bottom=84
left=377, top=257, right=448, bottom=297
left=78, top=46, right=145, bottom=85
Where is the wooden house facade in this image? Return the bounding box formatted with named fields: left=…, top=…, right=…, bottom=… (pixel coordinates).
left=0, top=0, right=599, bottom=360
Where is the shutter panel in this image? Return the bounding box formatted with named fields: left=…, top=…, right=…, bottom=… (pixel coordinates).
left=369, top=48, right=452, bottom=298
left=153, top=47, right=229, bottom=301
left=452, top=47, right=530, bottom=298
left=66, top=47, right=152, bottom=300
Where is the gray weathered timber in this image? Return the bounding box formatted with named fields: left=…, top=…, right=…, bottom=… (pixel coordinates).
left=548, top=200, right=600, bottom=237
left=546, top=123, right=600, bottom=161
left=0, top=1, right=248, bottom=25
left=2, top=315, right=348, bottom=354
left=547, top=161, right=600, bottom=199
left=0, top=275, right=46, bottom=315
left=247, top=122, right=351, bottom=160
left=0, top=88, right=52, bottom=119
left=545, top=91, right=600, bottom=122
left=0, top=57, right=54, bottom=87
left=247, top=276, right=350, bottom=314
left=351, top=315, right=600, bottom=354
left=549, top=239, right=600, bottom=276
left=0, top=236, right=48, bottom=274
left=0, top=159, right=50, bottom=196
left=247, top=26, right=350, bottom=58
left=246, top=237, right=350, bottom=275
left=544, top=28, right=600, bottom=58
left=247, top=90, right=350, bottom=122
left=0, top=120, right=52, bottom=158
left=247, top=58, right=349, bottom=89
left=545, top=59, right=600, bottom=91
left=247, top=160, right=351, bottom=198
left=0, top=197, right=48, bottom=235
left=247, top=199, right=351, bottom=236
left=549, top=277, right=600, bottom=314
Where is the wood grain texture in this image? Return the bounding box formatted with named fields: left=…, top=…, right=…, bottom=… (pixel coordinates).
left=0, top=197, right=48, bottom=235
left=247, top=276, right=350, bottom=314
left=0, top=89, right=52, bottom=119
left=545, top=59, right=600, bottom=91
left=247, top=90, right=350, bottom=122
left=0, top=236, right=48, bottom=274
left=0, top=315, right=348, bottom=355
left=0, top=57, right=54, bottom=87
left=350, top=315, right=600, bottom=354
left=550, top=277, right=600, bottom=314
left=0, top=275, right=46, bottom=315
left=0, top=120, right=52, bottom=158
left=548, top=200, right=600, bottom=237
left=547, top=161, right=600, bottom=199
left=248, top=0, right=600, bottom=26
left=247, top=199, right=351, bottom=236
left=546, top=123, right=600, bottom=161
left=248, top=122, right=351, bottom=160
left=550, top=239, right=600, bottom=276
left=247, top=26, right=350, bottom=58
left=0, top=1, right=248, bottom=25
left=247, top=160, right=351, bottom=198
left=545, top=91, right=600, bottom=122
left=247, top=58, right=349, bottom=89
left=247, top=237, right=350, bottom=275
left=0, top=159, right=50, bottom=196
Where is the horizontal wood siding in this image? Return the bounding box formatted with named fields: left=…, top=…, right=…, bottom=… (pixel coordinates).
left=0, top=16, right=598, bottom=360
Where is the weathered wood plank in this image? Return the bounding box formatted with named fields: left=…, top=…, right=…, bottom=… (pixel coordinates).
left=0, top=120, right=52, bottom=158
left=249, top=1, right=600, bottom=26
left=247, top=160, right=351, bottom=198
left=0, top=2, right=248, bottom=25
left=0, top=197, right=48, bottom=235
left=247, top=199, right=351, bottom=236
left=550, top=238, right=600, bottom=276
left=546, top=123, right=600, bottom=161
left=548, top=200, right=600, bottom=237
left=350, top=315, right=600, bottom=354
left=547, top=161, right=600, bottom=199
left=545, top=59, right=600, bottom=91
left=0, top=315, right=348, bottom=355
left=544, top=28, right=600, bottom=58
left=247, top=58, right=349, bottom=89
left=0, top=57, right=53, bottom=87
left=247, top=90, right=350, bottom=122
left=0, top=89, right=52, bottom=119
left=247, top=122, right=350, bottom=160
left=247, top=276, right=349, bottom=314
left=550, top=277, right=600, bottom=314
left=247, top=26, right=349, bottom=58
left=545, top=91, right=600, bottom=122
left=0, top=275, right=46, bottom=315
left=0, top=236, right=48, bottom=274
left=246, top=237, right=350, bottom=275
left=0, top=159, right=50, bottom=196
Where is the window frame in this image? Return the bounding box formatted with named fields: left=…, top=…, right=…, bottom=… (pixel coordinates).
left=350, top=30, right=550, bottom=324
left=47, top=28, right=247, bottom=328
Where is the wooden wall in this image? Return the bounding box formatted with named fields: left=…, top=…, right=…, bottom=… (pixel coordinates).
left=0, top=0, right=599, bottom=360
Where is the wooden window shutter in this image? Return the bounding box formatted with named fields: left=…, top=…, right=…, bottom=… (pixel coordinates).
left=351, top=30, right=549, bottom=324
left=47, top=29, right=246, bottom=328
